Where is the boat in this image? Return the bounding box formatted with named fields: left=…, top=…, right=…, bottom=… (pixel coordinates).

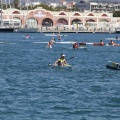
left=79, top=42, right=86, bottom=45
left=79, top=45, right=87, bottom=49
left=0, top=27, right=14, bottom=32
left=33, top=41, right=74, bottom=44
left=14, top=28, right=39, bottom=33
left=105, top=44, right=120, bottom=46
left=93, top=42, right=104, bottom=46
left=105, top=38, right=120, bottom=40
left=48, top=63, right=72, bottom=69
left=106, top=61, right=120, bottom=70
left=45, top=34, right=68, bottom=36
left=116, top=29, right=120, bottom=33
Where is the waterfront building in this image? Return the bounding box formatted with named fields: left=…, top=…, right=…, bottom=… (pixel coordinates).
left=0, top=7, right=120, bottom=32
left=76, top=0, right=120, bottom=13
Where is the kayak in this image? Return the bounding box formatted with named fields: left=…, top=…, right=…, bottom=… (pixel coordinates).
left=45, top=34, right=68, bottom=36
left=33, top=41, right=74, bottom=44
left=105, top=38, right=120, bottom=40
left=79, top=42, right=86, bottom=45
left=106, top=61, right=120, bottom=70
left=93, top=43, right=105, bottom=46
left=48, top=63, right=72, bottom=69
left=105, top=44, right=120, bottom=46
left=79, top=46, right=87, bottom=49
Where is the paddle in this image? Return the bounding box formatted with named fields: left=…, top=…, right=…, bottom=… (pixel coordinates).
left=48, top=56, right=75, bottom=66
left=66, top=56, right=75, bottom=60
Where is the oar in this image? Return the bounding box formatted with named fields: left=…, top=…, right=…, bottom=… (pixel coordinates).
left=66, top=56, right=75, bottom=60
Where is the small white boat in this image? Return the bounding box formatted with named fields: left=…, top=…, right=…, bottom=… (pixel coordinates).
left=33, top=41, right=74, bottom=44
left=106, top=61, right=120, bottom=70
left=45, top=34, right=68, bottom=36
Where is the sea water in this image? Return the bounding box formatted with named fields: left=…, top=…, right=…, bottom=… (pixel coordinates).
left=0, top=33, right=120, bottom=120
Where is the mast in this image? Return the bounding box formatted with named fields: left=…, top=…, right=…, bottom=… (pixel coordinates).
left=0, top=0, right=3, bottom=27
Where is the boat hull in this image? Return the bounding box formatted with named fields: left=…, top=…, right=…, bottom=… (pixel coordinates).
left=0, top=28, right=14, bottom=32
left=14, top=28, right=39, bottom=33
left=93, top=43, right=104, bottom=46
left=49, top=64, right=72, bottom=69
left=106, top=61, right=120, bottom=70
left=45, top=34, right=68, bottom=36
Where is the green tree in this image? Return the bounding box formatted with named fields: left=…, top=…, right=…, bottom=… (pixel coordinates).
left=13, top=0, right=19, bottom=9
left=113, top=10, right=120, bottom=17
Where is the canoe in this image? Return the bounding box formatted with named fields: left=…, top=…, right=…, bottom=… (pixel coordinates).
left=33, top=41, right=74, bottom=44
left=79, top=42, right=86, bottom=45
left=48, top=63, right=72, bottom=69
left=93, top=43, right=105, bottom=46
left=79, top=45, right=87, bottom=49
left=105, top=38, right=120, bottom=40
left=106, top=61, right=120, bottom=70
left=105, top=44, right=120, bottom=46
left=45, top=34, right=68, bottom=36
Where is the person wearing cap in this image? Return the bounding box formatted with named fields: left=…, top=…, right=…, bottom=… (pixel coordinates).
left=47, top=38, right=55, bottom=48
left=54, top=54, right=68, bottom=66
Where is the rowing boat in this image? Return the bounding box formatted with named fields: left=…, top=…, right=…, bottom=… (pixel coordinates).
left=106, top=61, right=120, bottom=70
left=93, top=43, right=105, bottom=46
left=33, top=41, right=74, bottom=44
left=45, top=34, right=68, bottom=36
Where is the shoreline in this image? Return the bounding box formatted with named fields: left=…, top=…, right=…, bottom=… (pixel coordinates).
left=13, top=30, right=116, bottom=34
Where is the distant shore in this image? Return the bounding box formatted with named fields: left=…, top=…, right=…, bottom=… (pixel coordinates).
left=13, top=26, right=117, bottom=34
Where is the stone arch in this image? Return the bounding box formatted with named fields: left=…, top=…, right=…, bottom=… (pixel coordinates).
left=59, top=12, right=67, bottom=15
left=100, top=19, right=109, bottom=22
left=57, top=18, right=68, bottom=25
left=13, top=17, right=22, bottom=27
left=71, top=19, right=82, bottom=25
left=42, top=18, right=53, bottom=27
left=87, top=13, right=95, bottom=16
left=26, top=18, right=38, bottom=28
left=73, top=13, right=81, bottom=16
left=86, top=19, right=95, bottom=22
left=101, top=14, right=108, bottom=17
left=12, top=11, right=20, bottom=14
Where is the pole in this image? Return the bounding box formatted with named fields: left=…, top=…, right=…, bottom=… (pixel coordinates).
left=0, top=0, right=3, bottom=27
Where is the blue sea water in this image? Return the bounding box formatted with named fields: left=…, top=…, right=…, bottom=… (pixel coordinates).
left=0, top=33, right=120, bottom=120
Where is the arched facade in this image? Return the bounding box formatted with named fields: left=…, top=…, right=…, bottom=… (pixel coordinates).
left=26, top=18, right=38, bottom=28
left=1, top=8, right=119, bottom=31
left=57, top=18, right=68, bottom=26
left=42, top=18, right=53, bottom=27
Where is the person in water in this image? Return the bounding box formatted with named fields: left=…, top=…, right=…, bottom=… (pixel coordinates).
left=58, top=36, right=62, bottom=41
left=99, top=40, right=104, bottom=45
left=109, top=40, right=114, bottom=45
left=54, top=54, right=68, bottom=66
left=73, top=42, right=79, bottom=49
left=26, top=34, right=30, bottom=39
left=47, top=38, right=55, bottom=48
